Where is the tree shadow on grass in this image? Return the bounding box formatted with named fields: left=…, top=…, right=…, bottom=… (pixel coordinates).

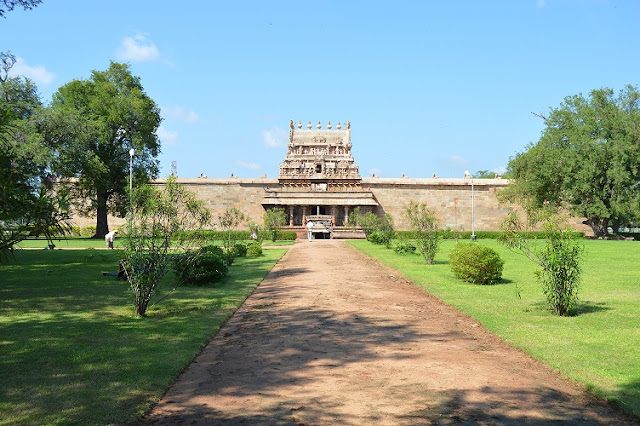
left=615, top=379, right=640, bottom=420
left=575, top=301, right=611, bottom=315
left=524, top=300, right=611, bottom=317
left=0, top=251, right=284, bottom=425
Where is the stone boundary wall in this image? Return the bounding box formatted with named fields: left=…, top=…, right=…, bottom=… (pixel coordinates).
left=71, top=177, right=590, bottom=235
left=362, top=177, right=510, bottom=230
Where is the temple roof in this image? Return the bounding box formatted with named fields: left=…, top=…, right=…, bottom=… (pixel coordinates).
left=278, top=120, right=361, bottom=182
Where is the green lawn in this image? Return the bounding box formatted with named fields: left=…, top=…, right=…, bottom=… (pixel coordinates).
left=0, top=248, right=287, bottom=425
left=349, top=239, right=640, bottom=419
left=17, top=237, right=119, bottom=249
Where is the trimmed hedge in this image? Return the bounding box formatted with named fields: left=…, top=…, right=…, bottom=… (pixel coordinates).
left=395, top=230, right=584, bottom=240
left=176, top=230, right=297, bottom=241
left=449, top=242, right=504, bottom=285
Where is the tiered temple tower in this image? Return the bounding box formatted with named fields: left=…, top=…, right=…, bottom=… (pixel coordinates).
left=261, top=120, right=378, bottom=237
left=278, top=120, right=360, bottom=185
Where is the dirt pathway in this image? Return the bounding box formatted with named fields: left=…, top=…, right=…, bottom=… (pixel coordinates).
left=146, top=240, right=634, bottom=425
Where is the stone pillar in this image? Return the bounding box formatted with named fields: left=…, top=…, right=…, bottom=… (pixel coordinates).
left=344, top=206, right=349, bottom=225
left=331, top=206, right=337, bottom=226
left=302, top=206, right=307, bottom=224
left=289, top=206, right=294, bottom=227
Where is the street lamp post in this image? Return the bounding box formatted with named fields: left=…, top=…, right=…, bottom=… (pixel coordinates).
left=471, top=177, right=476, bottom=241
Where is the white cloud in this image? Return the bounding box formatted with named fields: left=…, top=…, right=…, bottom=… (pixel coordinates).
left=261, top=126, right=287, bottom=148
left=161, top=105, right=200, bottom=124
left=9, top=57, right=55, bottom=86
left=236, top=160, right=261, bottom=170
left=156, top=126, right=178, bottom=146
left=492, top=166, right=507, bottom=175
left=447, top=155, right=470, bottom=167
left=116, top=34, right=160, bottom=62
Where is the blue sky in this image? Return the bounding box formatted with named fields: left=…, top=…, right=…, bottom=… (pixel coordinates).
left=2, top=0, right=638, bottom=179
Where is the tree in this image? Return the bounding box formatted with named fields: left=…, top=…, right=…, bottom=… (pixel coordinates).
left=505, top=86, right=640, bottom=237
left=0, top=64, right=70, bottom=261
left=500, top=211, right=583, bottom=316
left=358, top=212, right=380, bottom=239
left=122, top=176, right=211, bottom=316
left=263, top=207, right=287, bottom=242
left=0, top=0, right=42, bottom=17
left=1, top=52, right=16, bottom=82
left=404, top=200, right=441, bottom=264
left=45, top=62, right=161, bottom=238
left=217, top=207, right=245, bottom=250
left=472, top=170, right=496, bottom=179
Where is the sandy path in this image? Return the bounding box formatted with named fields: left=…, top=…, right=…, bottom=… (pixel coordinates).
left=146, top=240, right=634, bottom=425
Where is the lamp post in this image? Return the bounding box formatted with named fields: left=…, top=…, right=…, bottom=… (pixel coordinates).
left=471, top=177, right=476, bottom=241
left=129, top=148, right=135, bottom=230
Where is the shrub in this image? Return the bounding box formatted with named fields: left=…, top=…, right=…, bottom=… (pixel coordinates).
left=368, top=231, right=388, bottom=245
left=233, top=242, right=247, bottom=257
left=218, top=207, right=246, bottom=250
left=246, top=241, right=263, bottom=257
left=264, top=207, right=288, bottom=242
left=536, top=232, right=583, bottom=315
left=449, top=242, right=504, bottom=285
left=223, top=248, right=235, bottom=266
left=404, top=201, right=441, bottom=264
left=500, top=212, right=584, bottom=316
left=173, top=245, right=228, bottom=286
left=393, top=240, right=416, bottom=255
left=359, top=212, right=381, bottom=238
left=81, top=226, right=96, bottom=237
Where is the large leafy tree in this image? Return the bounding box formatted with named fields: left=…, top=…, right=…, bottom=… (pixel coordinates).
left=0, top=56, right=70, bottom=260
left=0, top=0, right=42, bottom=17
left=46, top=62, right=161, bottom=238
left=505, top=86, right=640, bottom=237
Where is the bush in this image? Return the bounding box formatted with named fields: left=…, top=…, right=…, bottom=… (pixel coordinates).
left=81, top=226, right=96, bottom=237
left=536, top=233, right=583, bottom=315
left=393, top=240, right=416, bottom=255
left=173, top=245, right=228, bottom=286
left=449, top=242, right=504, bottom=285
left=223, top=248, right=235, bottom=266
left=246, top=241, right=263, bottom=257
left=500, top=212, right=584, bottom=316
left=233, top=242, right=247, bottom=257
left=403, top=201, right=441, bottom=264
left=368, top=231, right=388, bottom=246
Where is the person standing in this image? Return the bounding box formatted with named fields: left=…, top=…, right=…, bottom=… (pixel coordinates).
left=306, top=220, right=314, bottom=242
left=105, top=230, right=117, bottom=249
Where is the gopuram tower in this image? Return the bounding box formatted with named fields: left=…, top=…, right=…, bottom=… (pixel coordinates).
left=261, top=120, right=378, bottom=238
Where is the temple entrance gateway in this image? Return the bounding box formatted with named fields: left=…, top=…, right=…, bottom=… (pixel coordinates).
left=262, top=120, right=378, bottom=239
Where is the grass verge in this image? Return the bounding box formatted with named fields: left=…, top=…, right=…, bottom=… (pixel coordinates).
left=349, top=239, right=640, bottom=419
left=0, top=248, right=286, bottom=424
